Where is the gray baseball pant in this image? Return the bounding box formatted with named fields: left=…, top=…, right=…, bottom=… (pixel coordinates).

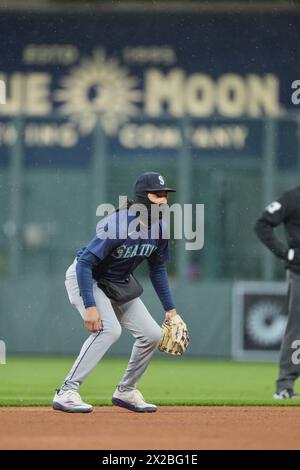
left=61, top=259, right=162, bottom=392
left=276, top=270, right=300, bottom=393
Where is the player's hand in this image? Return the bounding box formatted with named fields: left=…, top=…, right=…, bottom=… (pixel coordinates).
left=159, top=312, right=190, bottom=356
left=84, top=307, right=102, bottom=333
left=165, top=308, right=177, bottom=321
left=287, top=248, right=300, bottom=265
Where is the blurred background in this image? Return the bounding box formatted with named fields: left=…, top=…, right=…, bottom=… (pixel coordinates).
left=0, top=0, right=299, bottom=360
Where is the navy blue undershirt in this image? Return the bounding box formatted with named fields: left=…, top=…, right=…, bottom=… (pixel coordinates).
left=76, top=249, right=175, bottom=312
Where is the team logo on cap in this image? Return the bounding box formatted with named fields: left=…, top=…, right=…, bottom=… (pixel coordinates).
left=158, top=175, right=165, bottom=185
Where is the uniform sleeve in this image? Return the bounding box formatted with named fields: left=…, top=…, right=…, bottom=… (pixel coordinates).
left=149, top=220, right=169, bottom=263
left=86, top=217, right=120, bottom=260
left=76, top=249, right=99, bottom=309
left=148, top=260, right=175, bottom=311
left=148, top=219, right=174, bottom=310
left=254, top=192, right=294, bottom=259
left=150, top=238, right=169, bottom=264
left=76, top=214, right=123, bottom=309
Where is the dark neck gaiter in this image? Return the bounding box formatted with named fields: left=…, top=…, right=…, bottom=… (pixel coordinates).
left=133, top=192, right=163, bottom=226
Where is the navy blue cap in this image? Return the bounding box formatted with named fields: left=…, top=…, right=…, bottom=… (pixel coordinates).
left=133, top=172, right=176, bottom=193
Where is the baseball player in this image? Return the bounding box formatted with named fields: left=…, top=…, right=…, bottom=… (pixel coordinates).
left=255, top=185, right=300, bottom=399
left=52, top=171, right=178, bottom=413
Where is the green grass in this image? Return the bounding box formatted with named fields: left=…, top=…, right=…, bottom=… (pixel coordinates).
left=0, top=356, right=299, bottom=406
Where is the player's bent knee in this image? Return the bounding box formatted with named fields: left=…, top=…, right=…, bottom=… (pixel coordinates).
left=146, top=328, right=163, bottom=347
left=107, top=325, right=122, bottom=344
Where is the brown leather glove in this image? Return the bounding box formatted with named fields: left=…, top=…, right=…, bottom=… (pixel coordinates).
left=159, top=314, right=190, bottom=356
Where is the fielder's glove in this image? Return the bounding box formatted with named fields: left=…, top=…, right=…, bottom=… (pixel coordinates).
left=159, top=314, right=190, bottom=356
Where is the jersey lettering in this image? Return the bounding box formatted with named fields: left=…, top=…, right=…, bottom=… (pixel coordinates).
left=112, top=243, right=157, bottom=259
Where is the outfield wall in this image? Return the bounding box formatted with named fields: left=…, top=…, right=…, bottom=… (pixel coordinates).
left=0, top=278, right=232, bottom=357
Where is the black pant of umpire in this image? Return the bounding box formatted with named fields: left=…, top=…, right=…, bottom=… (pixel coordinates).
left=276, top=270, right=300, bottom=393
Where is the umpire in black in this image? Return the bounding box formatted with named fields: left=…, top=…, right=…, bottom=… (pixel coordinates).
left=255, top=186, right=300, bottom=399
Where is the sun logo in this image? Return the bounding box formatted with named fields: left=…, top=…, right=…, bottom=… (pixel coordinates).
left=55, top=50, right=142, bottom=136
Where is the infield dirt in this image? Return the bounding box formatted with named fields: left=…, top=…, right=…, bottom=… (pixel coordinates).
left=0, top=406, right=300, bottom=449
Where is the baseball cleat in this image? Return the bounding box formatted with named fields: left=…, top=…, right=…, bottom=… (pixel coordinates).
left=273, top=389, right=300, bottom=399
left=52, top=389, right=93, bottom=413
left=112, top=387, right=157, bottom=413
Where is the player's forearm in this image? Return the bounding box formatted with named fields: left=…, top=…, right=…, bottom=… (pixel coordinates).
left=254, top=219, right=288, bottom=259
left=76, top=253, right=97, bottom=308
left=149, top=262, right=175, bottom=311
